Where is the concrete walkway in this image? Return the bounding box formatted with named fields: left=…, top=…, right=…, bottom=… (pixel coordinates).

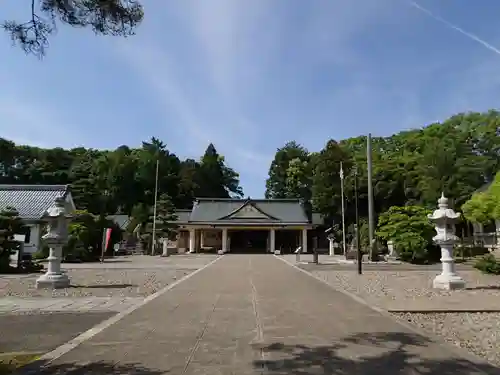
left=0, top=297, right=142, bottom=314
left=35, top=255, right=499, bottom=375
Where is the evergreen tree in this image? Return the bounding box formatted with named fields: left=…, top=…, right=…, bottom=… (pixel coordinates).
left=0, top=207, right=25, bottom=271
left=196, top=143, right=243, bottom=198
left=155, top=194, right=178, bottom=240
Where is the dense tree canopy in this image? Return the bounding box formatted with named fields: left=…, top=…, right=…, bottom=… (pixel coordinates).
left=265, top=111, right=500, bottom=228
left=463, top=171, right=500, bottom=224
left=3, top=0, right=144, bottom=57
left=0, top=137, right=243, bottom=216
left=265, top=141, right=310, bottom=199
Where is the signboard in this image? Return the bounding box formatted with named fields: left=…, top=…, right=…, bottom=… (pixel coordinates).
left=14, top=234, right=26, bottom=242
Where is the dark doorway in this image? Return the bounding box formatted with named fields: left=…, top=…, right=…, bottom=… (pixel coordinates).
left=276, top=230, right=300, bottom=254
left=230, top=230, right=268, bottom=253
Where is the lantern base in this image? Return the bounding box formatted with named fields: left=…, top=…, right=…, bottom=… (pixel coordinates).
left=36, top=273, right=70, bottom=289
left=432, top=274, right=466, bottom=290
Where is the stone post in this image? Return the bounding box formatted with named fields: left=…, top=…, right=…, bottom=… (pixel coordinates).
left=329, top=237, right=334, bottom=256
left=428, top=193, right=465, bottom=290
left=36, top=197, right=71, bottom=289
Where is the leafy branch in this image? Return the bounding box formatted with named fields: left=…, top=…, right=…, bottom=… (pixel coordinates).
left=2, top=0, right=144, bottom=57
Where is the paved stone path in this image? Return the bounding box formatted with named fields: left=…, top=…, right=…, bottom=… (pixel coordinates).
left=0, top=297, right=142, bottom=314
left=38, top=255, right=499, bottom=375
left=0, top=312, right=115, bottom=354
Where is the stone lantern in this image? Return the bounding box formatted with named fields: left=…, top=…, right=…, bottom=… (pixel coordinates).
left=36, top=197, right=72, bottom=289
left=428, top=193, right=465, bottom=290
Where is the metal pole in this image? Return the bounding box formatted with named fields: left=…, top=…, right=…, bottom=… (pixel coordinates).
left=354, top=167, right=362, bottom=274
left=151, top=159, right=159, bottom=256
left=340, top=162, right=346, bottom=258
left=101, top=228, right=107, bottom=263
left=367, top=133, right=375, bottom=261
left=100, top=189, right=108, bottom=263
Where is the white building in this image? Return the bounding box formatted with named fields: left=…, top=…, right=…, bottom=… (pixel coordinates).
left=0, top=184, right=76, bottom=254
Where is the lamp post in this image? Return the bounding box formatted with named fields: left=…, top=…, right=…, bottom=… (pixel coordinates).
left=353, top=165, right=362, bottom=275
left=340, top=162, right=347, bottom=258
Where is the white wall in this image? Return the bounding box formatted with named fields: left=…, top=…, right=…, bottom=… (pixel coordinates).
left=22, top=223, right=41, bottom=254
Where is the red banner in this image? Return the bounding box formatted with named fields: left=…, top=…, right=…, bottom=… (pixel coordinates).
left=104, top=228, right=112, bottom=250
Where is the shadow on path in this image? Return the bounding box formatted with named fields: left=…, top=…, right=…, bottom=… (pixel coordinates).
left=466, top=285, right=500, bottom=291
left=8, top=360, right=166, bottom=375
left=255, top=332, right=500, bottom=375
left=69, top=284, right=136, bottom=289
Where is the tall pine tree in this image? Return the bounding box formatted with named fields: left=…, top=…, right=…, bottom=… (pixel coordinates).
left=196, top=144, right=243, bottom=198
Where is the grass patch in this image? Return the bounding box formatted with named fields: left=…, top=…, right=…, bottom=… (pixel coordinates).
left=0, top=352, right=42, bottom=375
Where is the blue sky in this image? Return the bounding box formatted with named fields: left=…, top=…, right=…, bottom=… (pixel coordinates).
left=2, top=0, right=500, bottom=198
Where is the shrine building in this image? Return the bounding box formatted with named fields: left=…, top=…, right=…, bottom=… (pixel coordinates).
left=171, top=198, right=321, bottom=254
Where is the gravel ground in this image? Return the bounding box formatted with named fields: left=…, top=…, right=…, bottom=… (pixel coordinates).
left=309, top=269, right=500, bottom=307
left=0, top=255, right=219, bottom=298
left=0, top=268, right=194, bottom=298
left=306, top=267, right=500, bottom=367
left=393, top=312, right=500, bottom=366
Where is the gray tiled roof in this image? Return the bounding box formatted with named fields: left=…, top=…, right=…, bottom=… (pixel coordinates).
left=176, top=209, right=192, bottom=223
left=188, top=198, right=309, bottom=224
left=107, top=214, right=131, bottom=229
left=0, top=185, right=70, bottom=220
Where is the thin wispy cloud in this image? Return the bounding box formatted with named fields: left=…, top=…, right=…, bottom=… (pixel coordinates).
left=408, top=0, right=500, bottom=56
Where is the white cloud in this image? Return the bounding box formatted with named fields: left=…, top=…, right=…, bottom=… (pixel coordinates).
left=0, top=95, right=83, bottom=148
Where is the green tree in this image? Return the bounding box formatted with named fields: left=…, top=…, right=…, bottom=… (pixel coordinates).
left=311, top=140, right=350, bottom=221
left=3, top=0, right=144, bottom=57
left=61, top=210, right=122, bottom=260
left=0, top=207, right=25, bottom=271
left=462, top=171, right=500, bottom=223
left=196, top=143, right=243, bottom=198
left=265, top=141, right=310, bottom=199
left=462, top=192, right=494, bottom=224
left=155, top=194, right=178, bottom=241
left=376, top=206, right=435, bottom=263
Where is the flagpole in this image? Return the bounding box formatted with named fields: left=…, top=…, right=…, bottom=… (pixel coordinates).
left=151, top=159, right=159, bottom=256
left=340, top=162, right=347, bottom=257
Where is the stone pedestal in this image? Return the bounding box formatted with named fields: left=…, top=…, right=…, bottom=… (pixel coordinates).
left=432, top=242, right=465, bottom=290
left=36, top=197, right=71, bottom=290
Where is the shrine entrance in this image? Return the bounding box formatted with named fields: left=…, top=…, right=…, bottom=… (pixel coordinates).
left=229, top=230, right=268, bottom=254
